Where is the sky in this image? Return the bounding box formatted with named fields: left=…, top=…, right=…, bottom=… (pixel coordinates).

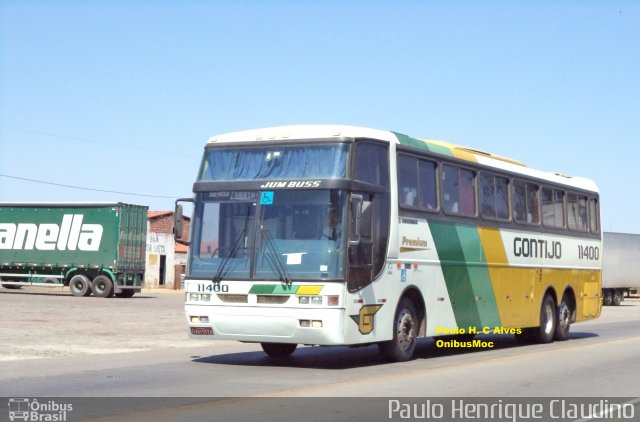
left=1, top=1, right=639, bottom=233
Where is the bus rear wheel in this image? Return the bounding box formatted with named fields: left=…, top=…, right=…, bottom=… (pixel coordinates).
left=261, top=343, right=297, bottom=358
left=612, top=289, right=623, bottom=306
left=379, top=298, right=418, bottom=362
left=554, top=295, right=572, bottom=341
left=531, top=294, right=557, bottom=344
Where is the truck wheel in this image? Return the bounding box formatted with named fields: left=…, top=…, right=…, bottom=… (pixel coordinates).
left=603, top=289, right=613, bottom=306
left=612, top=289, right=623, bottom=306
left=554, top=295, right=572, bottom=341
left=261, top=343, right=297, bottom=357
left=531, top=294, right=557, bottom=344
left=378, top=298, right=418, bottom=362
left=69, top=275, right=91, bottom=297
left=91, top=275, right=114, bottom=298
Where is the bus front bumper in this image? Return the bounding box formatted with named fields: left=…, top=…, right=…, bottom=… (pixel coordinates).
left=185, top=304, right=346, bottom=345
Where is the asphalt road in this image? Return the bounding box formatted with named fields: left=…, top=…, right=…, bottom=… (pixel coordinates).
left=1, top=287, right=639, bottom=421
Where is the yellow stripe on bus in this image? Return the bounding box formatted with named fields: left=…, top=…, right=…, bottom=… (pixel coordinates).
left=477, top=227, right=601, bottom=328
left=477, top=227, right=532, bottom=327
left=297, top=285, right=323, bottom=295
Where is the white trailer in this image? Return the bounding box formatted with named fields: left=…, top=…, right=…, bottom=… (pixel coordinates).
left=602, top=232, right=640, bottom=306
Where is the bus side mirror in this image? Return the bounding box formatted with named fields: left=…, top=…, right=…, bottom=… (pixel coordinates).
left=174, top=198, right=193, bottom=246
left=174, top=205, right=184, bottom=238
left=349, top=194, right=363, bottom=246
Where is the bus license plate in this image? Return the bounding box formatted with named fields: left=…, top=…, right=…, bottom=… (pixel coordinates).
left=191, top=327, right=214, bottom=335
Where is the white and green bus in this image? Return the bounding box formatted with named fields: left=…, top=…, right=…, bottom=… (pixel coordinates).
left=176, top=125, right=601, bottom=362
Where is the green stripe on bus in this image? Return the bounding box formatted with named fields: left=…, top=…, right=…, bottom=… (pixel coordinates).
left=429, top=221, right=501, bottom=329
left=393, top=132, right=452, bottom=156
left=272, top=285, right=298, bottom=294
left=455, top=225, right=501, bottom=328
left=249, top=284, right=276, bottom=294
left=249, top=284, right=299, bottom=294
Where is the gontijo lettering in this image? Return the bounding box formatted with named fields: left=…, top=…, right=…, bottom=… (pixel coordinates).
left=513, top=237, right=562, bottom=259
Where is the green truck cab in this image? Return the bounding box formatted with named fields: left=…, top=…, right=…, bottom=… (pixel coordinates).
left=0, top=202, right=147, bottom=298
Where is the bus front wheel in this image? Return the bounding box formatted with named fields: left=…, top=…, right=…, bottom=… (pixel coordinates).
left=261, top=343, right=297, bottom=358
left=379, top=298, right=418, bottom=362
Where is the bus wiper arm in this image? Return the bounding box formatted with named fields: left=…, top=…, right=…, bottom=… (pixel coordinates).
left=260, top=226, right=292, bottom=287
left=212, top=228, right=246, bottom=283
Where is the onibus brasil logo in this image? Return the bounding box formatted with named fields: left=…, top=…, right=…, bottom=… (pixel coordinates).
left=7, top=398, right=73, bottom=422
left=0, top=214, right=103, bottom=251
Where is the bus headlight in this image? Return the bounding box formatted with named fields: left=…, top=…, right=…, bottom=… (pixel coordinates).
left=298, top=295, right=340, bottom=306
left=189, top=316, right=209, bottom=323
left=298, top=296, right=322, bottom=305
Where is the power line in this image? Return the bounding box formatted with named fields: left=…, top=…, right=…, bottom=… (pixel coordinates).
left=0, top=126, right=199, bottom=158
left=0, top=174, right=179, bottom=199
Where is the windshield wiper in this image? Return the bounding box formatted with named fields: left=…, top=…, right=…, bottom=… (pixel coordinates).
left=260, top=226, right=292, bottom=287
left=212, top=228, right=246, bottom=283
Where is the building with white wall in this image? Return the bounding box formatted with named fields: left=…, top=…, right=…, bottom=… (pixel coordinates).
left=145, top=211, right=189, bottom=289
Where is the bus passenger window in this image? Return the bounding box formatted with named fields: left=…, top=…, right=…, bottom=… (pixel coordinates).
left=567, top=193, right=588, bottom=232
left=589, top=198, right=600, bottom=234
left=512, top=180, right=539, bottom=224
left=418, top=159, right=437, bottom=210
left=480, top=173, right=510, bottom=220
left=397, top=154, right=418, bottom=206
left=480, top=173, right=496, bottom=218
left=442, top=164, right=459, bottom=213
left=542, top=188, right=565, bottom=228
left=442, top=164, right=476, bottom=216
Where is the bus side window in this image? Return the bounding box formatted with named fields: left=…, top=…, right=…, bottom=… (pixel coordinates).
left=398, top=154, right=418, bottom=206
left=442, top=164, right=476, bottom=216
left=568, top=193, right=588, bottom=232
left=418, top=159, right=437, bottom=210
left=589, top=198, right=600, bottom=234
left=513, top=180, right=539, bottom=225
left=442, top=164, right=459, bottom=213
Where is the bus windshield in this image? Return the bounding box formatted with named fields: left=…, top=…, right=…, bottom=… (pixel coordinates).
left=189, top=189, right=347, bottom=281
left=197, top=143, right=349, bottom=181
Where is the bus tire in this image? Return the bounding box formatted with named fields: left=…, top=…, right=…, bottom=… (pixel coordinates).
left=378, top=298, right=418, bottom=362
left=261, top=343, right=297, bottom=358
left=532, top=294, right=556, bottom=344
left=612, top=289, right=623, bottom=306
left=554, top=295, right=572, bottom=341
left=69, top=275, right=91, bottom=297
left=91, top=275, right=114, bottom=298
left=603, top=289, right=613, bottom=306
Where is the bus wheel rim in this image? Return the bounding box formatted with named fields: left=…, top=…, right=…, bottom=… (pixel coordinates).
left=543, top=301, right=554, bottom=334
left=397, top=310, right=415, bottom=351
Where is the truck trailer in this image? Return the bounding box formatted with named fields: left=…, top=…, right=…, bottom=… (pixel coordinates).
left=0, top=202, right=147, bottom=298
left=602, top=231, right=640, bottom=306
